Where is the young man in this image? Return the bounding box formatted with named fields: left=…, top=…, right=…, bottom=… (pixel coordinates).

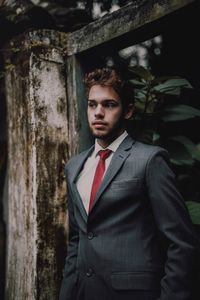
left=59, top=68, right=199, bottom=300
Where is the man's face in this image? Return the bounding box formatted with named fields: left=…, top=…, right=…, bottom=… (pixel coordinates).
left=87, top=85, right=132, bottom=145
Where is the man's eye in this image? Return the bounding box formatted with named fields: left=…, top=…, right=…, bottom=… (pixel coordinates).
left=88, top=102, right=96, bottom=108
left=105, top=102, right=116, bottom=108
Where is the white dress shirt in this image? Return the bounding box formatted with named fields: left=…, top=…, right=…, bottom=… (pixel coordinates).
left=76, top=130, right=128, bottom=213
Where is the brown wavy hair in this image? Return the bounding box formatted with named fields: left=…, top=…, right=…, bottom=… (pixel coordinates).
left=84, top=67, right=134, bottom=108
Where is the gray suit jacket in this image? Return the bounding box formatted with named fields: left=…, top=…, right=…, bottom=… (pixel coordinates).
left=59, top=136, right=199, bottom=300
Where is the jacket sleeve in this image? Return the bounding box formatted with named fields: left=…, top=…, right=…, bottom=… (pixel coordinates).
left=59, top=167, right=79, bottom=300
left=146, top=149, right=199, bottom=300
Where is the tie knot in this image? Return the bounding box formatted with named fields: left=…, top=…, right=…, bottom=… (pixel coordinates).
left=98, top=149, right=112, bottom=160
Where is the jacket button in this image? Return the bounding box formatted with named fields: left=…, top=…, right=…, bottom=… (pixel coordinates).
left=86, top=268, right=93, bottom=277
left=87, top=232, right=94, bottom=239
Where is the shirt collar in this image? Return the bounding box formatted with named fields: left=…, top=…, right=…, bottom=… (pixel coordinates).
left=94, top=130, right=128, bottom=157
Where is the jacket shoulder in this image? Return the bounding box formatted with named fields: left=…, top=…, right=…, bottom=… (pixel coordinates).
left=132, top=140, right=169, bottom=161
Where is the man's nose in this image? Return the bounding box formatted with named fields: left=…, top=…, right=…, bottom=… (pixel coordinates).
left=95, top=105, right=104, bottom=117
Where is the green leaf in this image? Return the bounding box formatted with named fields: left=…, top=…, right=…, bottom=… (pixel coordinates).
left=162, top=113, right=196, bottom=122
left=185, top=201, right=200, bottom=224
left=128, top=66, right=153, bottom=81
left=169, top=136, right=200, bottom=162
left=135, top=91, right=147, bottom=102
left=152, top=78, right=193, bottom=95
left=153, top=78, right=193, bottom=90
left=162, top=105, right=200, bottom=122
left=129, top=79, right=146, bottom=87
left=151, top=76, right=181, bottom=85
left=170, top=158, right=194, bottom=166
left=158, top=87, right=181, bottom=96
left=164, top=139, right=194, bottom=166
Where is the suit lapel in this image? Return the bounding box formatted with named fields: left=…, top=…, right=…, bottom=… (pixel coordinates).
left=71, top=183, right=88, bottom=223
left=70, top=146, right=94, bottom=223
left=70, top=146, right=94, bottom=184
left=90, top=136, right=135, bottom=213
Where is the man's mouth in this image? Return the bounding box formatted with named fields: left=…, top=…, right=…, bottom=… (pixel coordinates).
left=92, top=121, right=107, bottom=128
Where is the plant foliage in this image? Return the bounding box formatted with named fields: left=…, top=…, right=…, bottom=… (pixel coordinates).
left=128, top=66, right=200, bottom=224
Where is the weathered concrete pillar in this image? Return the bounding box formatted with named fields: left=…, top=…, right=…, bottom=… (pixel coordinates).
left=4, top=30, right=69, bottom=300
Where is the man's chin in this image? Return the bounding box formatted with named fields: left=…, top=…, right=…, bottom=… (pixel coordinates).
left=91, top=129, right=119, bottom=141
left=92, top=132, right=108, bottom=139
left=90, top=125, right=125, bottom=141
left=89, top=128, right=108, bottom=139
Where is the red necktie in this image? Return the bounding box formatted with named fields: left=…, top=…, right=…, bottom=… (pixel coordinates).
left=89, top=149, right=112, bottom=212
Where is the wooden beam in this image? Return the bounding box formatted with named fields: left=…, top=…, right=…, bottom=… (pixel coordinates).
left=67, top=0, right=196, bottom=55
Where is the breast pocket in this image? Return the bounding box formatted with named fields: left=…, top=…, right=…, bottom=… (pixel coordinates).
left=111, top=178, right=141, bottom=189
left=109, top=178, right=143, bottom=198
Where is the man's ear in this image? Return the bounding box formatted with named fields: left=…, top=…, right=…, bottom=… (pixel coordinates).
left=124, top=104, right=134, bottom=120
